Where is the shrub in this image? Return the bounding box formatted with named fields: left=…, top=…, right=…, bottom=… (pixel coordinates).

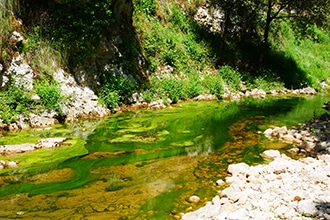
left=35, top=80, right=62, bottom=112
left=135, top=0, right=156, bottom=17
left=99, top=86, right=120, bottom=111
left=99, top=74, right=135, bottom=111
left=142, top=89, right=156, bottom=103
left=219, top=65, right=241, bottom=91
left=0, top=85, right=31, bottom=123
left=203, top=74, right=224, bottom=99
left=182, top=74, right=203, bottom=99
left=159, top=77, right=183, bottom=103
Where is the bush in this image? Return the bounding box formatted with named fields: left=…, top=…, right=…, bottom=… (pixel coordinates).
left=99, top=74, right=135, bottom=111
left=135, top=0, right=156, bottom=17
left=219, top=65, right=241, bottom=91
left=159, top=77, right=183, bottom=103
left=35, top=80, right=62, bottom=112
left=182, top=74, right=203, bottom=99
left=0, top=85, right=31, bottom=123
left=203, top=74, right=224, bottom=99
left=99, top=86, right=120, bottom=111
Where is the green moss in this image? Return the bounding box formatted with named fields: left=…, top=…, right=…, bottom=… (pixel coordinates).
left=0, top=137, right=87, bottom=175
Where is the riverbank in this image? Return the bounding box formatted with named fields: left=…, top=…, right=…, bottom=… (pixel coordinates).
left=0, top=86, right=317, bottom=133
left=181, top=113, right=330, bottom=219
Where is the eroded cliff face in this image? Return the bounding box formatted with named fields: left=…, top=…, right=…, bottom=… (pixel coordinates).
left=0, top=0, right=145, bottom=131
left=70, top=0, right=146, bottom=90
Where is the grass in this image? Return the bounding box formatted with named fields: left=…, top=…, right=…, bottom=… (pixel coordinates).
left=269, top=21, right=330, bottom=90
left=1, top=0, right=330, bottom=121
left=22, top=29, right=67, bottom=77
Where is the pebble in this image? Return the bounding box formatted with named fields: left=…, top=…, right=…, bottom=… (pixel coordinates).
left=189, top=195, right=200, bottom=203
left=182, top=150, right=330, bottom=219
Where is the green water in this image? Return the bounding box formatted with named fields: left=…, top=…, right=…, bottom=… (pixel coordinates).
left=0, top=94, right=329, bottom=219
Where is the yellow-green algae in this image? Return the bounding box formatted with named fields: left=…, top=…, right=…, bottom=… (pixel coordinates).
left=0, top=138, right=87, bottom=175
left=0, top=95, right=329, bottom=219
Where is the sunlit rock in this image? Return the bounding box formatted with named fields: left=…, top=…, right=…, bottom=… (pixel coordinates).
left=216, top=179, right=225, bottom=186
left=261, top=149, right=281, bottom=160
left=297, top=199, right=319, bottom=217
left=29, top=111, right=58, bottom=128
left=7, top=161, right=18, bottom=168
left=189, top=195, right=200, bottom=203
left=36, top=137, right=67, bottom=149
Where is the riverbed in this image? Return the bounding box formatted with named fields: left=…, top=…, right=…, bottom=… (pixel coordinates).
left=0, top=94, right=328, bottom=219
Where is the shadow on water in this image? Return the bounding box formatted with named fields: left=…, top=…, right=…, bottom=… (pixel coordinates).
left=0, top=98, right=313, bottom=196
left=0, top=95, right=329, bottom=219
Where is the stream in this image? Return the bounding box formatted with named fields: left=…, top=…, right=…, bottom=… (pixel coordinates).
left=0, top=94, right=329, bottom=219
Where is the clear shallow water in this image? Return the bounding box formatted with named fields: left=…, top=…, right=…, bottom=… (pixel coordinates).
left=0, top=94, right=329, bottom=219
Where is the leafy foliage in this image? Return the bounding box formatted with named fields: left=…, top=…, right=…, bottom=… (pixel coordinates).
left=219, top=65, right=241, bottom=91
left=203, top=74, right=224, bottom=99
left=0, top=85, right=31, bottom=123
left=35, top=80, right=63, bottom=112
left=44, top=0, right=113, bottom=62
left=135, top=0, right=156, bottom=16
left=99, top=74, right=136, bottom=111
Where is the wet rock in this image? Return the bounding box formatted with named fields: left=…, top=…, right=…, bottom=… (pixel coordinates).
left=36, top=138, right=67, bottom=149
left=189, top=195, right=200, bottom=203
left=7, top=161, right=18, bottom=168
left=261, top=149, right=281, bottom=160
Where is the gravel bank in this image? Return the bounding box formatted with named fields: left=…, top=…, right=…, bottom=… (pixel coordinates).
left=182, top=149, right=330, bottom=220
left=182, top=111, right=330, bottom=220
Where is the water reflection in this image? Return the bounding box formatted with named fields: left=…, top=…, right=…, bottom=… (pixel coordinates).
left=0, top=95, right=329, bottom=219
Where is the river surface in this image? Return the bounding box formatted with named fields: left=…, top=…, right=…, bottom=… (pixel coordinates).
left=0, top=94, right=329, bottom=219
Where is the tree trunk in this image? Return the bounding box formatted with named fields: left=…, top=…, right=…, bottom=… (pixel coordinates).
left=258, top=0, right=272, bottom=68
left=219, top=2, right=232, bottom=54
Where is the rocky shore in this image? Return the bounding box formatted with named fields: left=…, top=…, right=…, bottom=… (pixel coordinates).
left=182, top=113, right=330, bottom=220
left=0, top=30, right=319, bottom=132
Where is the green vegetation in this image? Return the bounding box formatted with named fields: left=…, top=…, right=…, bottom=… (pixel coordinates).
left=34, top=80, right=63, bottom=112
left=106, top=170, right=125, bottom=191
left=0, top=0, right=330, bottom=122
left=98, top=72, right=136, bottom=111
left=0, top=84, right=31, bottom=123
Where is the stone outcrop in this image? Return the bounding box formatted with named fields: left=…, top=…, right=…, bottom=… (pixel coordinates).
left=54, top=68, right=110, bottom=122
left=194, top=4, right=224, bottom=33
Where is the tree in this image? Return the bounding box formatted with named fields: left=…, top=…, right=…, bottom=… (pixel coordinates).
left=258, top=0, right=330, bottom=66
left=209, top=0, right=261, bottom=52
left=210, top=0, right=330, bottom=67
